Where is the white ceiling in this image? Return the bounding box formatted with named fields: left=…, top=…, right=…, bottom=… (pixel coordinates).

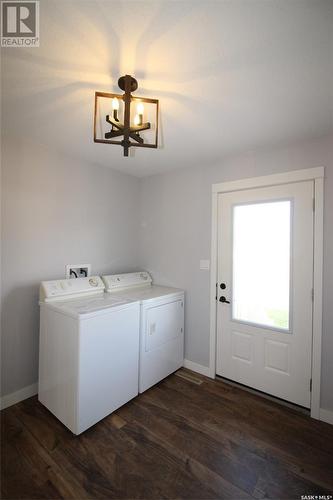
left=2, top=0, right=333, bottom=177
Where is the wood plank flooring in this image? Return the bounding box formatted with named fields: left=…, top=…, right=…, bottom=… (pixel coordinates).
left=1, top=370, right=333, bottom=499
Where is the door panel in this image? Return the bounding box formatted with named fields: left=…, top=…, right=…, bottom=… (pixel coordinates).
left=216, top=181, right=313, bottom=407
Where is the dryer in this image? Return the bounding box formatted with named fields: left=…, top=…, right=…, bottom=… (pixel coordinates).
left=39, top=276, right=140, bottom=434
left=102, top=272, right=184, bottom=392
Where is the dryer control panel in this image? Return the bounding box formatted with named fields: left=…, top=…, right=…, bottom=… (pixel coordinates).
left=40, top=276, right=105, bottom=302
left=103, top=271, right=152, bottom=292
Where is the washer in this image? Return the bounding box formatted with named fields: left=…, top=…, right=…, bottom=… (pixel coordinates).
left=102, top=272, right=184, bottom=392
left=38, top=276, right=140, bottom=434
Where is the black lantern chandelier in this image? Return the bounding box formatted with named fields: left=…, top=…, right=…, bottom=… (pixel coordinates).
left=94, top=75, right=159, bottom=157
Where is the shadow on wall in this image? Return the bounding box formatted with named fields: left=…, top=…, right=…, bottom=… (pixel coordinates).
left=3, top=0, right=200, bottom=109
left=3, top=0, right=332, bottom=176
left=2, top=0, right=214, bottom=164
left=1, top=284, right=40, bottom=395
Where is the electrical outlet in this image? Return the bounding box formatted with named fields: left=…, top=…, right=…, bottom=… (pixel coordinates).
left=66, top=264, right=91, bottom=279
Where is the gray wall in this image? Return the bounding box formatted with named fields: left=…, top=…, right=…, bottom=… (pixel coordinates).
left=1, top=138, right=140, bottom=396
left=1, top=0, right=332, bottom=413
left=2, top=133, right=332, bottom=413
left=139, top=134, right=333, bottom=412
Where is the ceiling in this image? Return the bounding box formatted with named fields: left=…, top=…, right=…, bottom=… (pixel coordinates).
left=2, top=0, right=333, bottom=177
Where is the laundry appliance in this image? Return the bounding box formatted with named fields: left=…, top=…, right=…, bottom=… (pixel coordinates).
left=38, top=276, right=140, bottom=434
left=102, top=272, right=184, bottom=392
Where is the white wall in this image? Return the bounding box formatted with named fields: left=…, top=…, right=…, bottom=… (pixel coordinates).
left=139, top=134, right=333, bottom=412
left=1, top=137, right=140, bottom=397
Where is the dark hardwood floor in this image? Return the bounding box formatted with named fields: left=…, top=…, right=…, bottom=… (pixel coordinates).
left=1, top=369, right=333, bottom=500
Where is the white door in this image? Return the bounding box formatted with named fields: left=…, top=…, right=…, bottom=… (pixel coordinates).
left=216, top=181, right=314, bottom=407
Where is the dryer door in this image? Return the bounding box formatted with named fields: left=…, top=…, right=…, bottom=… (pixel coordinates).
left=145, top=299, right=183, bottom=352
left=140, top=296, right=184, bottom=393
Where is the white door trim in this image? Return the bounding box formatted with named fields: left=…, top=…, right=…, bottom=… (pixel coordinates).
left=209, top=167, right=324, bottom=420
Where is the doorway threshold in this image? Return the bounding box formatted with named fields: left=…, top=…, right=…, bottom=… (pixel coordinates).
left=216, top=375, right=310, bottom=416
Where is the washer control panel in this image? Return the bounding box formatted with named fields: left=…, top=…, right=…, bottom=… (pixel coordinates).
left=40, top=276, right=105, bottom=302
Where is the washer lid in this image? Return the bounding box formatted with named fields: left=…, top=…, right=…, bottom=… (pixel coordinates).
left=41, top=293, right=138, bottom=318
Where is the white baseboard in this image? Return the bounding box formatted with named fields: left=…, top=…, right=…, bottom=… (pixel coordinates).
left=319, top=408, right=333, bottom=425
left=183, top=359, right=210, bottom=377
left=0, top=383, right=38, bottom=410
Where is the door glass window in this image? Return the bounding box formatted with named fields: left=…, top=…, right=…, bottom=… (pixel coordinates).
left=232, top=200, right=291, bottom=330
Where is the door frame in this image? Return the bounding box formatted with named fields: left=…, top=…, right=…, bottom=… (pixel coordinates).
left=209, top=167, right=324, bottom=419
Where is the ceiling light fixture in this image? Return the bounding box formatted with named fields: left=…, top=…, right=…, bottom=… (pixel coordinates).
left=94, top=75, right=159, bottom=157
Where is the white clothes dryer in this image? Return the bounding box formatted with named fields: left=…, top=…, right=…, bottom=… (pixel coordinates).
left=102, top=272, right=184, bottom=393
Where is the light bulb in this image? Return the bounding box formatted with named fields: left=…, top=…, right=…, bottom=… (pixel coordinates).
left=134, top=114, right=140, bottom=126
left=136, top=102, right=144, bottom=115
left=112, top=97, right=119, bottom=110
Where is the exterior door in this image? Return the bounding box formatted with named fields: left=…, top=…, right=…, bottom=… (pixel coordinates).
left=216, top=181, right=314, bottom=407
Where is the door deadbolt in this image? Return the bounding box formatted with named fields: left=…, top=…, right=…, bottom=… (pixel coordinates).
left=219, top=296, right=230, bottom=304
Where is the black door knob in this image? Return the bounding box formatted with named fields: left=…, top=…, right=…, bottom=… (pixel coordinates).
left=220, top=283, right=226, bottom=289
left=219, top=296, right=230, bottom=304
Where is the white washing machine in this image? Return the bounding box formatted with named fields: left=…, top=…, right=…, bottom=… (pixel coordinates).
left=38, top=276, right=140, bottom=434
left=102, top=272, right=184, bottom=392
